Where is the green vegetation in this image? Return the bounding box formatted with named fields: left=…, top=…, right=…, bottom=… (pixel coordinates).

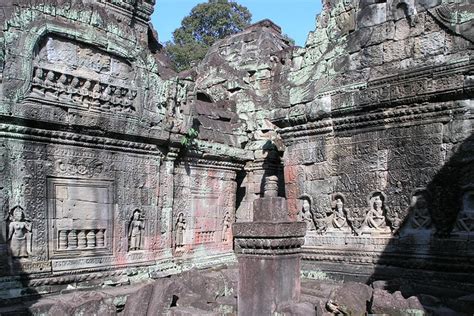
left=180, top=127, right=199, bottom=147
left=164, top=0, right=252, bottom=72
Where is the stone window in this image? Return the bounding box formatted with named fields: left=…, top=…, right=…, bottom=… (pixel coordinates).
left=47, top=178, right=114, bottom=258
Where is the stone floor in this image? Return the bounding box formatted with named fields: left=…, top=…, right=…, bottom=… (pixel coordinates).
left=1, top=265, right=473, bottom=315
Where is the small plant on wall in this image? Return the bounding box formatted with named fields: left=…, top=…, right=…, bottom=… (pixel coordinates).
left=181, top=127, right=199, bottom=148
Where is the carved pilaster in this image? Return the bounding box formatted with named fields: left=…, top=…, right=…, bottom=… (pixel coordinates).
left=159, top=147, right=179, bottom=249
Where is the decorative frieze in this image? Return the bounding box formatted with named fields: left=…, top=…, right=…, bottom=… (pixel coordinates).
left=30, top=67, right=137, bottom=113
left=0, top=123, right=162, bottom=155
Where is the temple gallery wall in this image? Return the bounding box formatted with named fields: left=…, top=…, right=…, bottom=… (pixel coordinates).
left=0, top=0, right=472, bottom=311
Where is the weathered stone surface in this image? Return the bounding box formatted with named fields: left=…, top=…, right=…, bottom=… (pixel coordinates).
left=276, top=301, right=316, bottom=316
left=326, top=282, right=372, bottom=315
left=45, top=291, right=116, bottom=316
left=122, top=267, right=239, bottom=315
left=237, top=254, right=302, bottom=315
left=253, top=197, right=289, bottom=222
left=123, top=283, right=156, bottom=316
left=370, top=289, right=424, bottom=316
left=0, top=0, right=473, bottom=310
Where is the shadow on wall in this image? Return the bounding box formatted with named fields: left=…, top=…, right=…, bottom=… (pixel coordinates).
left=368, top=132, right=474, bottom=314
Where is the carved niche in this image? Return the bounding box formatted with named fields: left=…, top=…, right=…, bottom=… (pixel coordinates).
left=47, top=178, right=114, bottom=258
left=453, top=190, right=474, bottom=234
left=128, top=209, right=145, bottom=251
left=328, top=193, right=349, bottom=231
left=362, top=191, right=391, bottom=234
left=7, top=206, right=33, bottom=258
left=408, top=190, right=432, bottom=230
left=298, top=195, right=316, bottom=232
left=29, top=35, right=138, bottom=114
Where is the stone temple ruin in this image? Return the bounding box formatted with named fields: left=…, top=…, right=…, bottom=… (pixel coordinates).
left=0, top=0, right=472, bottom=314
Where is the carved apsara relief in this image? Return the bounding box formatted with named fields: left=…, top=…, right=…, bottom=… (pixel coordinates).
left=7, top=206, right=32, bottom=258
left=128, top=209, right=145, bottom=251
left=174, top=212, right=186, bottom=251
left=173, top=166, right=237, bottom=250
left=221, top=212, right=231, bottom=243
left=408, top=190, right=432, bottom=230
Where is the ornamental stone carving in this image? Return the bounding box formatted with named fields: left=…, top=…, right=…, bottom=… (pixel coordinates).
left=409, top=190, right=431, bottom=230
left=128, top=209, right=145, bottom=251
left=7, top=206, right=32, bottom=258
left=30, top=66, right=137, bottom=113
left=175, top=212, right=186, bottom=250
left=298, top=195, right=316, bottom=232
left=221, top=212, right=231, bottom=243
left=363, top=192, right=390, bottom=233
left=330, top=193, right=348, bottom=230
left=47, top=178, right=113, bottom=258
left=28, top=35, right=138, bottom=114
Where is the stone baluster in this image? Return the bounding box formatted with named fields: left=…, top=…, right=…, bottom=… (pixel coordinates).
left=78, top=230, right=87, bottom=248
left=96, top=229, right=105, bottom=248
left=86, top=230, right=96, bottom=248
left=58, top=230, right=68, bottom=250
left=68, top=230, right=78, bottom=249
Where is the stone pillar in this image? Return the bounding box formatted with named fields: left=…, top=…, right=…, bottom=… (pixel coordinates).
left=233, top=175, right=306, bottom=315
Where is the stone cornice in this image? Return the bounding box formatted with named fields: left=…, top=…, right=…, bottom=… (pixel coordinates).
left=301, top=248, right=474, bottom=273
left=274, top=58, right=473, bottom=138
left=0, top=123, right=165, bottom=156
left=187, top=139, right=253, bottom=161
left=279, top=102, right=467, bottom=144
left=178, top=156, right=245, bottom=172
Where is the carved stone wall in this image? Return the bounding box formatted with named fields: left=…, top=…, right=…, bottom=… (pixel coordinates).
left=0, top=0, right=243, bottom=301
left=173, top=159, right=240, bottom=255
left=0, top=139, right=162, bottom=273
left=0, top=0, right=472, bottom=304
left=272, top=0, right=474, bottom=283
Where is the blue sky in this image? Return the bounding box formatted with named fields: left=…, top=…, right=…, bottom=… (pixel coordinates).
left=151, top=0, right=322, bottom=47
